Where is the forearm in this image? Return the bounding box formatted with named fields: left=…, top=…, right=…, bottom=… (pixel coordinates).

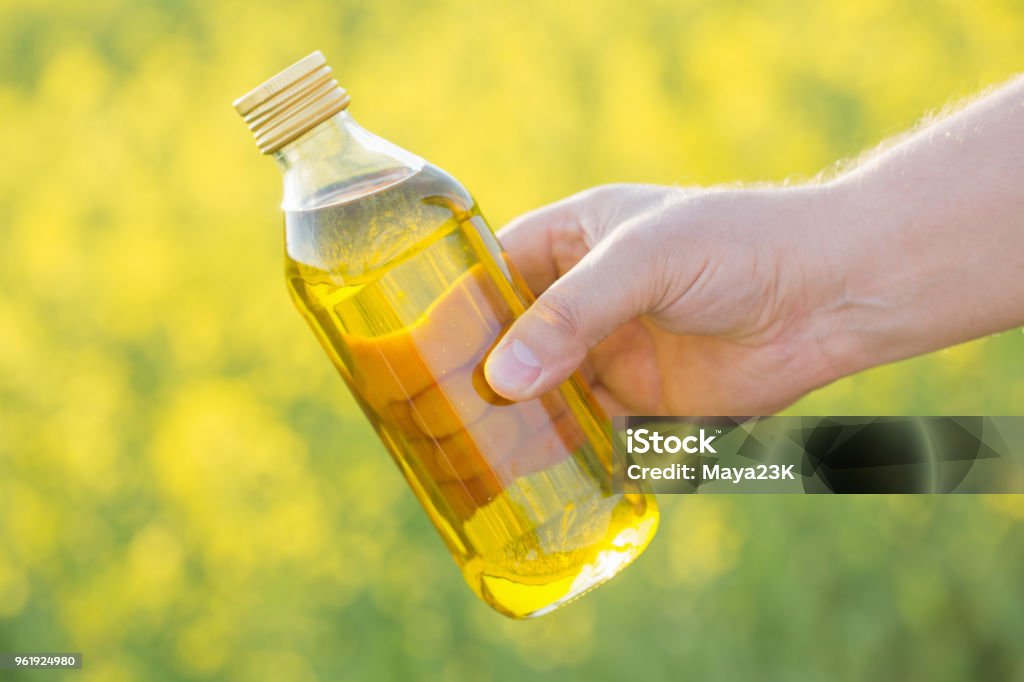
left=818, top=74, right=1024, bottom=378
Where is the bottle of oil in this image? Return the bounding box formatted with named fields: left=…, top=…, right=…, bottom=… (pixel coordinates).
left=233, top=51, right=658, bottom=618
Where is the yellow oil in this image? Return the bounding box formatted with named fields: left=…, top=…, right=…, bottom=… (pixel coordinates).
left=284, top=164, right=658, bottom=618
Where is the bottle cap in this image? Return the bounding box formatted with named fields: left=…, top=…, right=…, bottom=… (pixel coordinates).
left=233, top=51, right=351, bottom=154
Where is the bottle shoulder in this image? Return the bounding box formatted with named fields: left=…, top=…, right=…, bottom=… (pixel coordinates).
left=284, top=163, right=480, bottom=282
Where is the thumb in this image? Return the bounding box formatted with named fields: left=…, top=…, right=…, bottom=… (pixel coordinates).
left=484, top=231, right=652, bottom=401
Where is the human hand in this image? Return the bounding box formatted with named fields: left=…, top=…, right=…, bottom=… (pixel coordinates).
left=483, top=183, right=847, bottom=415
left=482, top=77, right=1024, bottom=416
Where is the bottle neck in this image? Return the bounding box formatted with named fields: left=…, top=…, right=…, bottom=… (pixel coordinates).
left=273, top=110, right=424, bottom=210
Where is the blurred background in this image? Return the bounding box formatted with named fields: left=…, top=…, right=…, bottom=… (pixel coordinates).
left=1, top=0, right=1023, bottom=680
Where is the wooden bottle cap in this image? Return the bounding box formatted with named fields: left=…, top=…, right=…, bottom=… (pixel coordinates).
left=233, top=51, right=351, bottom=154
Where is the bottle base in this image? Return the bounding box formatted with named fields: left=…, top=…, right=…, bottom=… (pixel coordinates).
left=462, top=494, right=659, bottom=619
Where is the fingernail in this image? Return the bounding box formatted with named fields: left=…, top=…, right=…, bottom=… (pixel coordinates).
left=486, top=339, right=542, bottom=394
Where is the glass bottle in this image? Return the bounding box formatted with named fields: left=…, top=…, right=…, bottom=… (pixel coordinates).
left=233, top=51, right=658, bottom=618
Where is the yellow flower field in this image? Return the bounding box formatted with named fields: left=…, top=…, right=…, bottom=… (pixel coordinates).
left=0, top=0, right=1022, bottom=679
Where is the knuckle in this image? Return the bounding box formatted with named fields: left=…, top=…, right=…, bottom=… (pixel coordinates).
left=573, top=184, right=631, bottom=243
left=611, top=222, right=671, bottom=310
left=533, top=291, right=583, bottom=341
left=613, top=221, right=659, bottom=266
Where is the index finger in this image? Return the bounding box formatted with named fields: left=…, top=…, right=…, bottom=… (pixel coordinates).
left=496, top=184, right=682, bottom=294
left=496, top=195, right=588, bottom=295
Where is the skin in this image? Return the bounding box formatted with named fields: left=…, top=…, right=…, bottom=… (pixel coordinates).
left=483, top=75, right=1024, bottom=416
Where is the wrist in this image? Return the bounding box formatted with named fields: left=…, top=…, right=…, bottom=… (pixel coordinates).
left=776, top=181, right=867, bottom=388
left=802, top=171, right=930, bottom=384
